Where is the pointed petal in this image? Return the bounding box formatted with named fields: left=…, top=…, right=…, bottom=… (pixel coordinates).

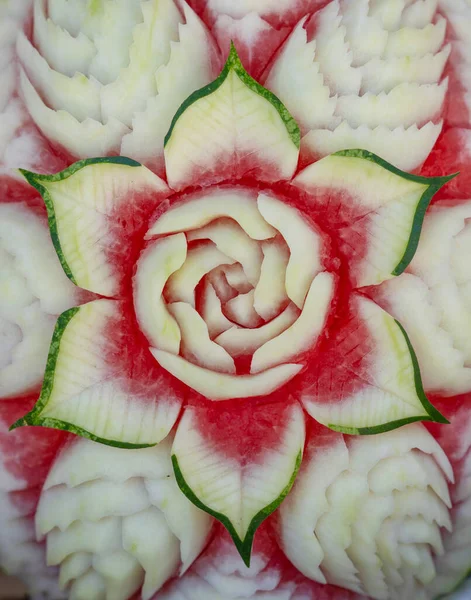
left=21, top=158, right=169, bottom=297
left=164, top=44, right=300, bottom=190
left=301, top=294, right=447, bottom=434
left=294, top=150, right=455, bottom=287
left=12, top=299, right=182, bottom=447
left=172, top=401, right=305, bottom=565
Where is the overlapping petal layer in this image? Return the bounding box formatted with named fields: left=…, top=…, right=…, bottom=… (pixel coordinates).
left=377, top=201, right=471, bottom=395
left=278, top=423, right=454, bottom=599
left=264, top=0, right=449, bottom=172
left=36, top=435, right=213, bottom=600
left=16, top=0, right=219, bottom=171
left=0, top=3, right=469, bottom=597
left=0, top=183, right=79, bottom=400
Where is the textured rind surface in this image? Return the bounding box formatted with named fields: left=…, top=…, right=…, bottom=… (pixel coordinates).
left=35, top=435, right=213, bottom=600
left=0, top=199, right=79, bottom=399
left=20, top=157, right=169, bottom=297
left=264, top=0, right=448, bottom=172
left=172, top=401, right=305, bottom=566
left=278, top=423, right=454, bottom=599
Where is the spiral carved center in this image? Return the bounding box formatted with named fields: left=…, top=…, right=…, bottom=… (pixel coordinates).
left=134, top=188, right=334, bottom=401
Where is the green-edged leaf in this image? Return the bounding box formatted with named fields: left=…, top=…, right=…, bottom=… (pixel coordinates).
left=20, top=157, right=170, bottom=297
left=171, top=402, right=305, bottom=566
left=293, top=149, right=457, bottom=288
left=301, top=294, right=448, bottom=434
left=11, top=299, right=182, bottom=448
left=164, top=43, right=300, bottom=190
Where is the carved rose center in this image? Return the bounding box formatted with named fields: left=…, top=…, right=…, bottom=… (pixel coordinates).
left=134, top=187, right=334, bottom=400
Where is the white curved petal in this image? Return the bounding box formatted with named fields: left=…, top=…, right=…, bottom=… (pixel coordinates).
left=401, top=0, right=439, bottom=28
left=150, top=349, right=303, bottom=400
left=187, top=219, right=263, bottom=286
left=36, top=479, right=150, bottom=536
left=215, top=304, right=299, bottom=357
left=257, top=193, right=323, bottom=309
left=47, top=518, right=122, bottom=566
left=384, top=18, right=446, bottom=59
left=168, top=302, right=235, bottom=373
left=69, top=570, right=105, bottom=600
left=253, top=239, right=290, bottom=321
left=134, top=234, right=187, bottom=355
left=264, top=19, right=337, bottom=131
left=340, top=0, right=389, bottom=67
left=59, top=553, right=92, bottom=590
left=123, top=508, right=180, bottom=600
left=145, top=477, right=211, bottom=574
left=33, top=0, right=96, bottom=77
left=335, top=80, right=447, bottom=129
left=200, top=281, right=234, bottom=339
left=222, top=264, right=252, bottom=294
left=17, top=32, right=102, bottom=122
left=223, top=290, right=263, bottom=329
left=92, top=551, right=143, bottom=600
left=251, top=272, right=334, bottom=373
left=360, top=46, right=450, bottom=93
left=100, top=0, right=182, bottom=128
left=87, top=0, right=144, bottom=85
left=165, top=243, right=235, bottom=306
left=312, top=1, right=362, bottom=96
left=148, top=190, right=276, bottom=241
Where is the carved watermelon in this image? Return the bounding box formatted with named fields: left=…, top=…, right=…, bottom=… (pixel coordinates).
left=0, top=1, right=470, bottom=600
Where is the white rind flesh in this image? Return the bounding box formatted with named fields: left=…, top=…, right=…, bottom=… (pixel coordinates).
left=36, top=436, right=212, bottom=599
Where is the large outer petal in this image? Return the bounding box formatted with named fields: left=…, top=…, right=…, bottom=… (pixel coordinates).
left=171, top=400, right=305, bottom=566
left=12, top=299, right=183, bottom=447
left=21, top=158, right=170, bottom=297
left=300, top=293, right=446, bottom=434
left=294, top=150, right=454, bottom=288
left=164, top=45, right=300, bottom=190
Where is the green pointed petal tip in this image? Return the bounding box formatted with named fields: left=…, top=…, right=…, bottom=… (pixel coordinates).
left=333, top=149, right=459, bottom=278
left=19, top=156, right=143, bottom=288
left=8, top=304, right=157, bottom=449
left=172, top=451, right=302, bottom=567
left=327, top=318, right=449, bottom=436
left=164, top=42, right=300, bottom=150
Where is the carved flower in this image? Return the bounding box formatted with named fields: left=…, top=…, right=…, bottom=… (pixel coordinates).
left=7, top=46, right=453, bottom=581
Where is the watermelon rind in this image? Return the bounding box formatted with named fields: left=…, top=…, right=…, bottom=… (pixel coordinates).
left=20, top=157, right=141, bottom=287
left=164, top=41, right=300, bottom=149
left=337, top=149, right=458, bottom=277
left=172, top=451, right=302, bottom=568
left=19, top=157, right=168, bottom=297
left=295, top=149, right=457, bottom=287
left=328, top=319, right=449, bottom=436
left=11, top=301, right=180, bottom=449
